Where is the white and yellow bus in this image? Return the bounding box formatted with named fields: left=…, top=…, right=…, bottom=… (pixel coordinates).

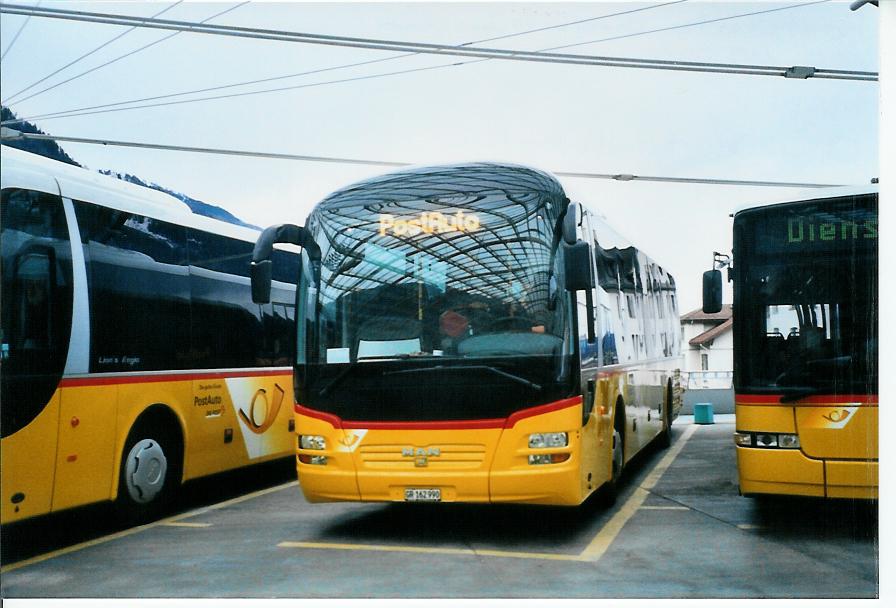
left=704, top=186, right=878, bottom=499
left=251, top=162, right=682, bottom=506
left=1, top=146, right=298, bottom=523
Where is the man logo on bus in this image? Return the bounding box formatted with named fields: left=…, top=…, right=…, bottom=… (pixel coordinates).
left=238, top=383, right=285, bottom=434
left=402, top=446, right=441, bottom=467
left=379, top=211, right=480, bottom=237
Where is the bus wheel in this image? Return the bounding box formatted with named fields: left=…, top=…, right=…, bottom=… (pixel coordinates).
left=601, top=428, right=624, bottom=505
left=116, top=424, right=179, bottom=524
left=658, top=383, right=673, bottom=449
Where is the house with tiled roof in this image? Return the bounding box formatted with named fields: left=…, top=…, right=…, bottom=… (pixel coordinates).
left=680, top=305, right=733, bottom=383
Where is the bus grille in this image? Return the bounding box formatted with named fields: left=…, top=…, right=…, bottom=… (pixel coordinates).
left=358, top=444, right=487, bottom=470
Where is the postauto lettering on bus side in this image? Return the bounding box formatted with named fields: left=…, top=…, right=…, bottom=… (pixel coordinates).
left=378, top=211, right=480, bottom=237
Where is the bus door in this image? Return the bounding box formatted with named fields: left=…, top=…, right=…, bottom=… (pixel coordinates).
left=1, top=188, right=74, bottom=522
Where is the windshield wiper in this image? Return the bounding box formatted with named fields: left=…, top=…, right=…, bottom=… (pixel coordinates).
left=318, top=354, right=423, bottom=396
left=318, top=362, right=357, bottom=397
left=383, top=364, right=542, bottom=390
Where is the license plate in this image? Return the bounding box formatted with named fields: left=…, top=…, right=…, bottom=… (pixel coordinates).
left=404, top=488, right=441, bottom=502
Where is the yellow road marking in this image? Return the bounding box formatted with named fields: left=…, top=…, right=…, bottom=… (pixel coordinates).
left=160, top=521, right=213, bottom=528
left=737, top=524, right=764, bottom=530
left=1, top=480, right=298, bottom=574
left=282, top=425, right=699, bottom=563
left=579, top=423, right=697, bottom=562
left=278, top=542, right=583, bottom=561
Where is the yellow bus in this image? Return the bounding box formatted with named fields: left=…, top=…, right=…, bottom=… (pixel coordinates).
left=703, top=186, right=878, bottom=499
left=1, top=146, right=298, bottom=523
left=250, top=162, right=682, bottom=505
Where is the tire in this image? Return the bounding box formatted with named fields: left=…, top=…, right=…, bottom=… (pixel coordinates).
left=602, top=428, right=624, bottom=506
left=115, top=423, right=180, bottom=524
left=658, top=383, right=673, bottom=449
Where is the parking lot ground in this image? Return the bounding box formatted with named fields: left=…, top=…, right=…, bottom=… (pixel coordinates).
left=0, top=418, right=878, bottom=599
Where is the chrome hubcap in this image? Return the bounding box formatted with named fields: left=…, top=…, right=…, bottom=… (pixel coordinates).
left=125, top=439, right=167, bottom=504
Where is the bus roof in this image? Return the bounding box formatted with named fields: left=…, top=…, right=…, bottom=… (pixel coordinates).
left=733, top=183, right=879, bottom=217
left=1, top=145, right=263, bottom=243
left=314, top=161, right=566, bottom=211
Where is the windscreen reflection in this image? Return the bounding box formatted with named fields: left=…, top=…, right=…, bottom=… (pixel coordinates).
left=735, top=196, right=878, bottom=396
left=311, top=189, right=567, bottom=366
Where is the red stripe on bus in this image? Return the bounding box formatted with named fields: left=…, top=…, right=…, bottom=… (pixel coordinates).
left=345, top=418, right=507, bottom=431
left=293, top=396, right=582, bottom=430
left=59, top=368, right=290, bottom=388
left=295, top=404, right=343, bottom=428
left=735, top=393, right=878, bottom=405
left=503, top=397, right=582, bottom=428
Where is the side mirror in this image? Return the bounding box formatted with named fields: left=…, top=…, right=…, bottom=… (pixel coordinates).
left=562, top=201, right=579, bottom=246
left=564, top=240, right=594, bottom=292
left=702, top=269, right=722, bottom=314
left=250, top=223, right=321, bottom=304
left=250, top=260, right=272, bottom=304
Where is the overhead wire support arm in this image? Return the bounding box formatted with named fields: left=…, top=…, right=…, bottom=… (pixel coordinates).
left=0, top=3, right=878, bottom=82
left=0, top=130, right=845, bottom=189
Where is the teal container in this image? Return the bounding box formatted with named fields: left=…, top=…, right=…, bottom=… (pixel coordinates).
left=694, top=403, right=714, bottom=425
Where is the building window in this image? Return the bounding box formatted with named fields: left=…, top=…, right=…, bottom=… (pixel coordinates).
left=701, top=353, right=709, bottom=371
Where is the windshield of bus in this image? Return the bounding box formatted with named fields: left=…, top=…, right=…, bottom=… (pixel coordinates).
left=296, top=169, right=575, bottom=421
left=733, top=194, right=878, bottom=397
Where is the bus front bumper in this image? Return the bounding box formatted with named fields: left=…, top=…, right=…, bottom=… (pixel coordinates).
left=297, top=458, right=585, bottom=506
left=736, top=446, right=878, bottom=499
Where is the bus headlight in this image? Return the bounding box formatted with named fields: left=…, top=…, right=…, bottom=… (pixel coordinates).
left=778, top=434, right=800, bottom=449
left=734, top=432, right=800, bottom=449
left=528, top=454, right=570, bottom=465
left=298, top=455, right=328, bottom=465
left=755, top=433, right=778, bottom=448
left=529, top=432, right=568, bottom=448
left=300, top=435, right=326, bottom=450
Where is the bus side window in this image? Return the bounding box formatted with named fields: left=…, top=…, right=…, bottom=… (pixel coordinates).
left=1, top=188, right=74, bottom=438
left=75, top=200, right=190, bottom=372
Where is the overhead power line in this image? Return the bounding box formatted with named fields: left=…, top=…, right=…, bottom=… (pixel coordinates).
left=0, top=3, right=877, bottom=82
left=2, top=2, right=248, bottom=108
left=0, top=0, right=39, bottom=63
left=0, top=130, right=843, bottom=189
left=2, top=1, right=184, bottom=105
left=0, top=0, right=691, bottom=125
left=0, top=1, right=873, bottom=127
left=3, top=0, right=839, bottom=127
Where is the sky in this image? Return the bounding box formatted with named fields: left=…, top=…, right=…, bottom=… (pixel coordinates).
left=0, top=0, right=882, bottom=316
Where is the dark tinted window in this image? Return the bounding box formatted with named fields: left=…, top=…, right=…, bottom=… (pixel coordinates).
left=74, top=201, right=191, bottom=372
left=733, top=195, right=878, bottom=394
left=188, top=229, right=297, bottom=368
left=1, top=189, right=73, bottom=437
left=188, top=230, right=260, bottom=368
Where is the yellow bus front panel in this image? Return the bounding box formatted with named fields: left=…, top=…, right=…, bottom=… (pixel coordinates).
left=295, top=398, right=597, bottom=505
left=826, top=461, right=878, bottom=499
left=794, top=405, right=878, bottom=461
left=489, top=402, right=583, bottom=505
left=735, top=401, right=878, bottom=499
left=353, top=427, right=502, bottom=503
left=294, top=408, right=362, bottom=502
left=736, top=445, right=826, bottom=498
